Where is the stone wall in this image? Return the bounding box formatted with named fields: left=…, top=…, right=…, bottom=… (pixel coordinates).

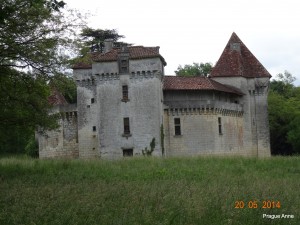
left=211, top=77, right=271, bottom=157
left=38, top=104, right=79, bottom=158
left=77, top=81, right=99, bottom=158
left=95, top=59, right=164, bottom=159
left=73, top=57, right=164, bottom=159
left=163, top=107, right=246, bottom=157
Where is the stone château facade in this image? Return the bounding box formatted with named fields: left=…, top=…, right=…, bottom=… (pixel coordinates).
left=38, top=33, right=271, bottom=159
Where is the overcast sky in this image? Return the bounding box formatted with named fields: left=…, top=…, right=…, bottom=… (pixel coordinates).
left=65, top=0, right=300, bottom=85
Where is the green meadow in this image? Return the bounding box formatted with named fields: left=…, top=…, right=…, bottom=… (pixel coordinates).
left=0, top=156, right=299, bottom=225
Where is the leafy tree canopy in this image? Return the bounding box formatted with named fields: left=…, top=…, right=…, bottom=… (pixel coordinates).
left=175, top=62, right=213, bottom=77
left=0, top=0, right=83, bottom=75
left=0, top=67, right=59, bottom=154
left=0, top=0, right=84, bottom=154
left=49, top=73, right=77, bottom=104
left=268, top=71, right=300, bottom=155
left=80, top=28, right=125, bottom=53
left=70, top=28, right=129, bottom=66
left=270, top=71, right=296, bottom=98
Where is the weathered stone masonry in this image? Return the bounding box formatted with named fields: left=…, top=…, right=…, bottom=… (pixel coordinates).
left=38, top=32, right=271, bottom=158
left=38, top=104, right=79, bottom=158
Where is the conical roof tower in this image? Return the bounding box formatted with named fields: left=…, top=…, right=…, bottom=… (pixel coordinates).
left=210, top=32, right=271, bottom=78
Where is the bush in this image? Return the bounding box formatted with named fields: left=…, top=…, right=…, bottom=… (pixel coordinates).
left=142, top=138, right=155, bottom=156
left=25, top=135, right=39, bottom=158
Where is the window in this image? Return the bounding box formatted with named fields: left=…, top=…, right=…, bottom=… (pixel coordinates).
left=120, top=59, right=128, bottom=73
left=91, top=98, right=95, bottom=104
left=218, top=117, right=222, bottom=135
left=122, top=85, right=128, bottom=100
left=123, top=149, right=133, bottom=157
left=230, top=43, right=241, bottom=51
left=123, top=117, right=130, bottom=134
left=93, top=126, right=96, bottom=132
left=174, top=118, right=181, bottom=135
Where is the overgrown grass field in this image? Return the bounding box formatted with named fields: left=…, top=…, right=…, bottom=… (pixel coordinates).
left=0, top=156, right=299, bottom=225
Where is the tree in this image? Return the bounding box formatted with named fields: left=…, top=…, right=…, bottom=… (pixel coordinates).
left=268, top=71, right=300, bottom=155
left=175, top=62, right=213, bottom=77
left=268, top=91, right=294, bottom=155
left=276, top=70, right=296, bottom=85
left=49, top=73, right=77, bottom=104
left=270, top=71, right=295, bottom=98
left=0, top=0, right=83, bottom=75
left=0, top=67, right=59, bottom=154
left=70, top=28, right=129, bottom=66
left=287, top=112, right=300, bottom=152
left=80, top=28, right=125, bottom=53
left=0, top=0, right=84, bottom=154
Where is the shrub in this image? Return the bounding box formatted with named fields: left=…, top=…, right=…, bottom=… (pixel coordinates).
left=25, top=135, right=39, bottom=158
left=142, top=138, right=155, bottom=156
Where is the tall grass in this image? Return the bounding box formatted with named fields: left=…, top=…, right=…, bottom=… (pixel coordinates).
left=0, top=156, right=299, bottom=225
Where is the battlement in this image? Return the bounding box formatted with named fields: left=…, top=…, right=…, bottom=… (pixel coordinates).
left=61, top=111, right=77, bottom=121
left=165, top=101, right=243, bottom=117
left=56, top=104, right=77, bottom=118
left=75, top=70, right=163, bottom=87
left=130, top=70, right=162, bottom=80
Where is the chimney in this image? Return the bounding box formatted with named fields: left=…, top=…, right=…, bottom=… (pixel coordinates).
left=104, top=39, right=113, bottom=53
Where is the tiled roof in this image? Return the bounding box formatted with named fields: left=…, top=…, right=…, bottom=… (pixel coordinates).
left=210, top=32, right=271, bottom=78
left=48, top=89, right=68, bottom=106
left=163, top=76, right=243, bottom=95
left=91, top=46, right=167, bottom=65
left=72, top=62, right=92, bottom=69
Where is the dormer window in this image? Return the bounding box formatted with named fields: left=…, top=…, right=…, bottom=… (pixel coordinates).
left=119, top=59, right=129, bottom=74
left=230, top=43, right=241, bottom=52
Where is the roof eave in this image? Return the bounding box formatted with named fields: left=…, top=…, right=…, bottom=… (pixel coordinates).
left=163, top=88, right=244, bottom=96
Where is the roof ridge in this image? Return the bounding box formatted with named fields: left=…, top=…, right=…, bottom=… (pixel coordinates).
left=163, top=76, right=243, bottom=95
left=90, top=44, right=166, bottom=65
left=205, top=76, right=214, bottom=89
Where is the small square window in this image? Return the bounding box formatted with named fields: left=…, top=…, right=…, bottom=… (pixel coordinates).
left=123, top=149, right=133, bottom=157
left=230, top=43, right=241, bottom=51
